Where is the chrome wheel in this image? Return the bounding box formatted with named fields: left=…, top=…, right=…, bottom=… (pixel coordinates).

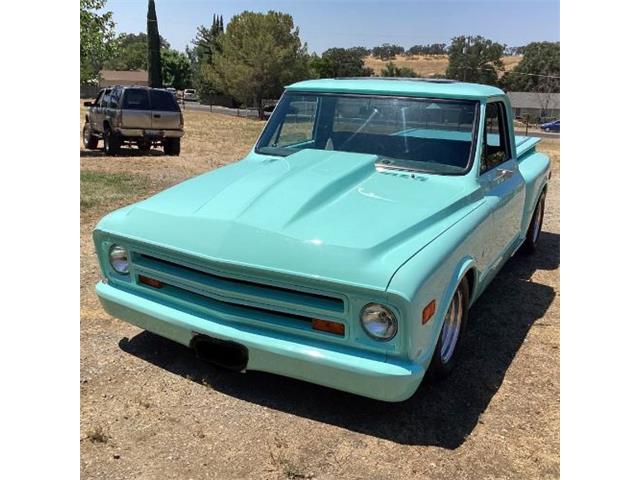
left=83, top=124, right=90, bottom=144
left=441, top=288, right=463, bottom=363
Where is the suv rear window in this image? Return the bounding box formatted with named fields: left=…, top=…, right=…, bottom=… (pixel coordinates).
left=150, top=90, right=179, bottom=112
left=122, top=89, right=150, bottom=110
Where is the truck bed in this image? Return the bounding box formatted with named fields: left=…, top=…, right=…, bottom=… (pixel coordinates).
left=515, top=135, right=542, bottom=159
left=514, top=134, right=550, bottom=237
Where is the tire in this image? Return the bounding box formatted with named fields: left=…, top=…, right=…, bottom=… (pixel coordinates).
left=103, top=127, right=121, bottom=156
left=164, top=137, right=181, bottom=156
left=427, top=277, right=470, bottom=379
left=522, top=192, right=546, bottom=254
left=544, top=128, right=550, bottom=132
left=82, top=123, right=99, bottom=149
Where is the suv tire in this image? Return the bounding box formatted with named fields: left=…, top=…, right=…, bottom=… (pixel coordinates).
left=83, top=123, right=99, bottom=150
left=104, top=127, right=121, bottom=156
left=164, top=138, right=181, bottom=156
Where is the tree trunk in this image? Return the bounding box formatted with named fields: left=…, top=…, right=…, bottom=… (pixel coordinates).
left=256, top=94, right=265, bottom=120
left=147, top=0, right=163, bottom=88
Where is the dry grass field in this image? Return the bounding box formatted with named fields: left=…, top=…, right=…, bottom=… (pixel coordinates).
left=364, top=55, right=522, bottom=77
left=80, top=104, right=559, bottom=479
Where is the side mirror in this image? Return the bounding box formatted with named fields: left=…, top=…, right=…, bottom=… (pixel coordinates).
left=84, top=101, right=94, bottom=107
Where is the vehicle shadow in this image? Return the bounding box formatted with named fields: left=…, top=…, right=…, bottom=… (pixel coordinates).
left=80, top=148, right=165, bottom=158
left=118, top=231, right=559, bottom=449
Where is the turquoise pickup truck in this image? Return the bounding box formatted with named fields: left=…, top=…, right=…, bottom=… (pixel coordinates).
left=94, top=78, right=550, bottom=402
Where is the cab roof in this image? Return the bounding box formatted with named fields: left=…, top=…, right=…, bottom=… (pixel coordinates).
left=286, top=78, right=505, bottom=100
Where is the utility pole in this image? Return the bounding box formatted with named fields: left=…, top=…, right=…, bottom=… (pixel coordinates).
left=462, top=37, right=467, bottom=82
left=462, top=36, right=472, bottom=82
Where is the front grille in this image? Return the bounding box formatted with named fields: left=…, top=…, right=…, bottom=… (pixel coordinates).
left=127, top=249, right=347, bottom=333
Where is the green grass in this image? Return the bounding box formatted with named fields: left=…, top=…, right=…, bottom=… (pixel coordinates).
left=81, top=171, right=152, bottom=210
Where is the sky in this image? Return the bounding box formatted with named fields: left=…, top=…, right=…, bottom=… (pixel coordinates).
left=107, top=0, right=560, bottom=54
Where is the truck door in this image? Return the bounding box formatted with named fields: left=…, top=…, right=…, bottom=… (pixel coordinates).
left=93, top=89, right=109, bottom=133
left=120, top=88, right=152, bottom=129
left=88, top=91, right=103, bottom=131
left=149, top=89, right=182, bottom=131
left=479, top=101, right=526, bottom=266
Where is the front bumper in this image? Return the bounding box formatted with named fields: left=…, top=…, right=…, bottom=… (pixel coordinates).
left=96, top=281, right=424, bottom=402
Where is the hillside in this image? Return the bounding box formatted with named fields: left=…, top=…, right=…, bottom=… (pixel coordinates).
left=364, top=54, right=522, bottom=77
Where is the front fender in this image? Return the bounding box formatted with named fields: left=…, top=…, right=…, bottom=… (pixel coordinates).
left=386, top=201, right=491, bottom=366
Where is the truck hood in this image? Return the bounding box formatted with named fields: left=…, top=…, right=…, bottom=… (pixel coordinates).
left=97, top=150, right=481, bottom=290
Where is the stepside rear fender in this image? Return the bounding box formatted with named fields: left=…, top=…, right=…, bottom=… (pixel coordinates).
left=518, top=148, right=551, bottom=234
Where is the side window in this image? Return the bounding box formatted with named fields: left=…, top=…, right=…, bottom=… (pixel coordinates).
left=270, top=96, right=318, bottom=147
left=109, top=88, right=120, bottom=108
left=94, top=91, right=104, bottom=106
left=99, top=90, right=109, bottom=108
left=481, top=102, right=511, bottom=173
left=122, top=89, right=150, bottom=110
left=150, top=90, right=179, bottom=112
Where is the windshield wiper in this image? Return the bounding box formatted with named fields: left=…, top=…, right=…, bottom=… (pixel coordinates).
left=375, top=156, right=461, bottom=175
left=255, top=146, right=296, bottom=157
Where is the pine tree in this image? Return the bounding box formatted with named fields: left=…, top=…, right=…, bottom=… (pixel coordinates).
left=207, top=11, right=310, bottom=118
left=147, top=0, right=163, bottom=87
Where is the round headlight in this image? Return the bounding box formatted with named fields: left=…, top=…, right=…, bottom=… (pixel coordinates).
left=109, top=244, right=129, bottom=274
left=360, top=303, right=398, bottom=340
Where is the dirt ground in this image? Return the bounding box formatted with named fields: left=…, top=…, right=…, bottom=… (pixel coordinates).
left=80, top=105, right=560, bottom=480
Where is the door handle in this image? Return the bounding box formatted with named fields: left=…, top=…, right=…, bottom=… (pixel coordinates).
left=153, top=114, right=161, bottom=118
left=496, top=168, right=514, bottom=180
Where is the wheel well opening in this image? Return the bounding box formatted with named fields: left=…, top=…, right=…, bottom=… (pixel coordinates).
left=464, top=268, right=476, bottom=301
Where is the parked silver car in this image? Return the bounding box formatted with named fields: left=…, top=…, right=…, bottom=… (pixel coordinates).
left=183, top=88, right=197, bottom=102
left=83, top=85, right=184, bottom=155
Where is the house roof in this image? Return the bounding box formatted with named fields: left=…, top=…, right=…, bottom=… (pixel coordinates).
left=99, top=70, right=148, bottom=82
left=507, top=91, right=560, bottom=109
left=286, top=78, right=505, bottom=100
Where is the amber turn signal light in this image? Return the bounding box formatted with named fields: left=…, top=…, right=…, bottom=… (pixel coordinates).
left=312, top=319, right=345, bottom=336
left=139, top=275, right=163, bottom=289
left=422, top=300, right=436, bottom=325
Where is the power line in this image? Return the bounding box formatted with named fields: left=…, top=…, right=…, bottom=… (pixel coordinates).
left=446, top=65, right=560, bottom=79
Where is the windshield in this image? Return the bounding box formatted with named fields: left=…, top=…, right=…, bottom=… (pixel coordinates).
left=255, top=92, right=479, bottom=175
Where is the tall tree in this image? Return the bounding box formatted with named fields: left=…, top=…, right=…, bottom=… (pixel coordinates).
left=310, top=48, right=373, bottom=78
left=161, top=49, right=192, bottom=89
left=188, top=13, right=225, bottom=97
left=190, top=14, right=224, bottom=65
left=446, top=35, right=505, bottom=85
left=205, top=11, right=309, bottom=118
left=104, top=32, right=169, bottom=71
left=501, top=42, right=560, bottom=93
left=147, top=0, right=163, bottom=87
left=80, top=0, right=116, bottom=84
